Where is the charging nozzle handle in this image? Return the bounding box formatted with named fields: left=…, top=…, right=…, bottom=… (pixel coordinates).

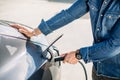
left=54, top=56, right=65, bottom=62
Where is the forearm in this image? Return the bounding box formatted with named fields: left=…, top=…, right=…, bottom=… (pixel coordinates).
left=80, top=39, right=120, bottom=63
left=80, top=19, right=120, bottom=63
left=38, top=0, right=89, bottom=35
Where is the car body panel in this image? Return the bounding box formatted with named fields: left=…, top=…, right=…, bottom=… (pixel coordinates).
left=0, top=20, right=61, bottom=80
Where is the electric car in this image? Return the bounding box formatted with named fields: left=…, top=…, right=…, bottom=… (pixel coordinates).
left=0, top=20, right=61, bottom=80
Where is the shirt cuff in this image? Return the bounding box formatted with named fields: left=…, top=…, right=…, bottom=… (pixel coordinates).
left=80, top=47, right=91, bottom=63
left=38, top=19, right=52, bottom=35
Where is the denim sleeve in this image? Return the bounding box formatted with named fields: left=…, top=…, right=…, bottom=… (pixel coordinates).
left=80, top=19, right=120, bottom=63
left=38, top=0, right=89, bottom=35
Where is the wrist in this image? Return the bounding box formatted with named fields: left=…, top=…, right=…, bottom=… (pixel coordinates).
left=75, top=49, right=82, bottom=60
left=32, top=28, right=42, bottom=36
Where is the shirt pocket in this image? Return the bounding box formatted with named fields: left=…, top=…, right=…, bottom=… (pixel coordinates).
left=103, top=53, right=120, bottom=65
left=88, top=1, right=99, bottom=12
left=88, top=1, right=99, bottom=27
left=102, top=12, right=120, bottom=31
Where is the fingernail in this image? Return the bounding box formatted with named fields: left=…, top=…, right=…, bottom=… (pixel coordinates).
left=19, top=29, right=22, bottom=31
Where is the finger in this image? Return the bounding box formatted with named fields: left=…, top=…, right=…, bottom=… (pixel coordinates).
left=63, top=60, right=68, bottom=64
left=19, top=28, right=33, bottom=38
left=11, top=24, right=27, bottom=31
left=69, top=60, right=78, bottom=64
left=60, top=53, right=67, bottom=57
left=10, top=24, right=22, bottom=29
left=63, top=57, right=67, bottom=63
left=18, top=29, right=28, bottom=35
left=63, top=55, right=69, bottom=63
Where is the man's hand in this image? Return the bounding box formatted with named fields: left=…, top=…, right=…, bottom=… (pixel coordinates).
left=11, top=24, right=42, bottom=38
left=62, top=50, right=79, bottom=64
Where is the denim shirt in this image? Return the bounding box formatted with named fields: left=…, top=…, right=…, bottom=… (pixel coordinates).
left=38, top=0, right=120, bottom=78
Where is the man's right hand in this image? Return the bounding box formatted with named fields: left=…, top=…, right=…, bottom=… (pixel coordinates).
left=11, top=24, right=42, bottom=38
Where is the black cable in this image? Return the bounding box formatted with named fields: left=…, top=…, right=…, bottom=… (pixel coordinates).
left=78, top=61, right=88, bottom=80
left=55, top=56, right=88, bottom=80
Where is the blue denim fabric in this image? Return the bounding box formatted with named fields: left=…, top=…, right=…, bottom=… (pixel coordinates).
left=38, top=0, right=120, bottom=79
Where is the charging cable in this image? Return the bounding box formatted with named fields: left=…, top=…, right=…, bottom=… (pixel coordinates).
left=54, top=56, right=88, bottom=80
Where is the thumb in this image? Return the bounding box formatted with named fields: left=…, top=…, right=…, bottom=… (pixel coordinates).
left=19, top=28, right=30, bottom=37
left=60, top=53, right=67, bottom=57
